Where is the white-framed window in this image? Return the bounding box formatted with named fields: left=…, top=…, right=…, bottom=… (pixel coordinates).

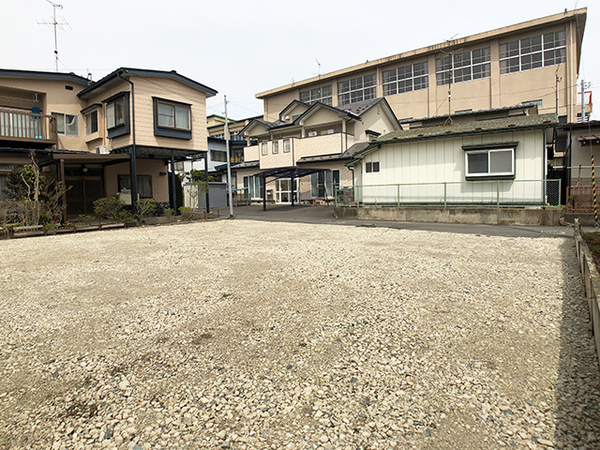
left=85, top=110, right=98, bottom=135
left=52, top=113, right=78, bottom=136
left=365, top=161, right=380, bottom=173
left=243, top=175, right=263, bottom=198
left=118, top=174, right=153, bottom=198
left=499, top=31, right=566, bottom=74
left=465, top=148, right=514, bottom=177
left=300, top=85, right=333, bottom=105
left=272, top=141, right=279, bottom=154
left=383, top=61, right=429, bottom=96
left=283, top=139, right=291, bottom=153
left=338, top=74, right=376, bottom=105
left=261, top=142, right=268, bottom=156
left=436, top=48, right=491, bottom=86
left=156, top=100, right=190, bottom=130
left=106, top=97, right=125, bottom=129
left=210, top=150, right=227, bottom=162
left=311, top=169, right=340, bottom=198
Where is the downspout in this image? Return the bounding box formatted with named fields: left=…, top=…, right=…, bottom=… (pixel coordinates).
left=117, top=70, right=138, bottom=215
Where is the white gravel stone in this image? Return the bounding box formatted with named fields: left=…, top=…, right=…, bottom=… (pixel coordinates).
left=0, top=220, right=599, bottom=449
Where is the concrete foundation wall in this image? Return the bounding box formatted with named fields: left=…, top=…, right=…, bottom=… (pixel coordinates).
left=334, top=205, right=563, bottom=226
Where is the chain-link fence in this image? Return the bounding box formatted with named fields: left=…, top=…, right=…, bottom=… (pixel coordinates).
left=336, top=179, right=561, bottom=208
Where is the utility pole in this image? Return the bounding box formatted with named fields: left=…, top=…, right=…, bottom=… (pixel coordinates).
left=224, top=96, right=234, bottom=219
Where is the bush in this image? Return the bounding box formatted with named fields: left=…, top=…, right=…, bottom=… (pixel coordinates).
left=136, top=198, right=157, bottom=220
left=93, top=197, right=127, bottom=221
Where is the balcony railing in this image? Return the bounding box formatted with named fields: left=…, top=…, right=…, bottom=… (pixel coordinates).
left=0, top=109, right=57, bottom=145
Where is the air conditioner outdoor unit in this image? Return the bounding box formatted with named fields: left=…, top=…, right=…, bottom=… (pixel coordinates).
left=96, top=145, right=109, bottom=154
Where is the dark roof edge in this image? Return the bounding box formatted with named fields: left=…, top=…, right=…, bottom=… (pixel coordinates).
left=78, top=67, right=218, bottom=98
left=0, top=69, right=90, bottom=85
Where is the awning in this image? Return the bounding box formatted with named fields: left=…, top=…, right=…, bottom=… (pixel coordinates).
left=255, top=166, right=322, bottom=179
left=577, top=135, right=600, bottom=146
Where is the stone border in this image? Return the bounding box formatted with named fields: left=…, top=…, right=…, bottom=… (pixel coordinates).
left=573, top=220, right=600, bottom=366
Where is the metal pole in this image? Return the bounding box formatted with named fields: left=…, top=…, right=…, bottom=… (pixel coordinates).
left=118, top=71, right=137, bottom=215
left=592, top=151, right=598, bottom=228
left=170, top=151, right=176, bottom=211
left=224, top=95, right=234, bottom=219
left=204, top=154, right=210, bottom=214
left=581, top=80, right=585, bottom=121
left=262, top=176, right=267, bottom=211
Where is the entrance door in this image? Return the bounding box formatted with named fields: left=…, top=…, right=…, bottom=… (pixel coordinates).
left=275, top=178, right=300, bottom=204
left=65, top=178, right=104, bottom=217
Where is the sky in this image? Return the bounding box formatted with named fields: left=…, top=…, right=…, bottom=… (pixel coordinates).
left=1, top=0, right=597, bottom=120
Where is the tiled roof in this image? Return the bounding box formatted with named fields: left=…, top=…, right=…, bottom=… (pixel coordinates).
left=378, top=114, right=558, bottom=143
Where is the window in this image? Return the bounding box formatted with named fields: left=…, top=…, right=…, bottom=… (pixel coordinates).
left=300, top=85, right=333, bottom=105
left=118, top=174, right=153, bottom=198
left=311, top=169, right=340, bottom=198
left=156, top=100, right=190, bottom=130
left=85, top=110, right=98, bottom=135
left=366, top=161, right=380, bottom=173
left=52, top=113, right=78, bottom=136
left=383, top=62, right=429, bottom=96
left=106, top=97, right=125, bottom=129
left=283, top=139, right=291, bottom=153
left=272, top=141, right=279, bottom=154
left=465, top=148, right=514, bottom=178
left=338, top=74, right=376, bottom=105
left=210, top=150, right=227, bottom=162
left=261, top=142, right=268, bottom=156
left=436, top=48, right=491, bottom=86
left=500, top=31, right=566, bottom=74
left=153, top=98, right=191, bottom=139
left=243, top=175, right=263, bottom=198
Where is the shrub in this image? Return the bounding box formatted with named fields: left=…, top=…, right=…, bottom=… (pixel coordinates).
left=136, top=198, right=157, bottom=221
left=93, top=197, right=127, bottom=221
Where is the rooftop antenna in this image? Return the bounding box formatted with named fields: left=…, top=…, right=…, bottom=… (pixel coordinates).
left=38, top=0, right=70, bottom=72
left=315, top=58, right=321, bottom=76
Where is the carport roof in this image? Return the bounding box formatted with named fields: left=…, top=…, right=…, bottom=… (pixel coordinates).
left=255, top=167, right=322, bottom=179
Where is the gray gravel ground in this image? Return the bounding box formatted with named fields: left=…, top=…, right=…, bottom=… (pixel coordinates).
left=0, top=220, right=599, bottom=449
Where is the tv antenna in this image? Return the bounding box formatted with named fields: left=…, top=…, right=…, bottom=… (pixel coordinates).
left=315, top=58, right=321, bottom=76
left=38, top=0, right=71, bottom=72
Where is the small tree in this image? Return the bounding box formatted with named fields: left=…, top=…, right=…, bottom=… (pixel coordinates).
left=187, top=179, right=209, bottom=213
left=136, top=198, right=157, bottom=222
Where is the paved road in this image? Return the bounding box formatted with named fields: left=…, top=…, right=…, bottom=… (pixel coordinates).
left=216, top=204, right=574, bottom=238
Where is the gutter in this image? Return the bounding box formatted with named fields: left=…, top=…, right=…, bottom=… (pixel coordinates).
left=117, top=69, right=138, bottom=215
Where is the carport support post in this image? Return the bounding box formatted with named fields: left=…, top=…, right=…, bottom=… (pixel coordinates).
left=204, top=153, right=210, bottom=213
left=262, top=176, right=267, bottom=211
left=170, top=151, right=177, bottom=211
left=291, top=176, right=295, bottom=207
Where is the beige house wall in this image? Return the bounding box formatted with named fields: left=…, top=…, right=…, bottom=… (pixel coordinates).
left=258, top=139, right=295, bottom=169
left=104, top=159, right=169, bottom=202
left=0, top=77, right=89, bottom=150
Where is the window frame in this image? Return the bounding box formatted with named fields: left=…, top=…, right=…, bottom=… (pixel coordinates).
left=103, top=92, right=130, bottom=139
left=84, top=110, right=98, bottom=135
left=52, top=112, right=79, bottom=137
left=152, top=97, right=192, bottom=140
left=499, top=31, right=566, bottom=74
left=338, top=74, right=376, bottom=106
left=272, top=141, right=279, bottom=154
left=464, top=147, right=515, bottom=179
left=210, top=149, right=227, bottom=162
left=435, top=47, right=491, bottom=86
left=365, top=161, right=380, bottom=173
left=383, top=61, right=429, bottom=96
left=243, top=175, right=263, bottom=199
left=299, top=85, right=333, bottom=106
left=261, top=142, right=268, bottom=156
left=118, top=174, right=153, bottom=198
left=283, top=139, right=291, bottom=153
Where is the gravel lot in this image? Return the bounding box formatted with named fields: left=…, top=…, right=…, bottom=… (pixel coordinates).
left=0, top=220, right=599, bottom=450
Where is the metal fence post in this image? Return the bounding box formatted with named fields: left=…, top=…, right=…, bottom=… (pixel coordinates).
left=496, top=181, right=500, bottom=208
left=444, top=182, right=447, bottom=208
left=397, top=184, right=400, bottom=207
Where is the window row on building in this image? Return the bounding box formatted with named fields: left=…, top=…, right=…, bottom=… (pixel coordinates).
left=50, top=96, right=193, bottom=139
left=299, top=30, right=567, bottom=107
left=260, top=139, right=291, bottom=156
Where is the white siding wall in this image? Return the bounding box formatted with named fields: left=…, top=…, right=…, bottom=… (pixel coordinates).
left=357, top=129, right=546, bottom=204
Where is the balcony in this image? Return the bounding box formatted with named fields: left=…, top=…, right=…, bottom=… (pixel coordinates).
left=0, top=108, right=57, bottom=147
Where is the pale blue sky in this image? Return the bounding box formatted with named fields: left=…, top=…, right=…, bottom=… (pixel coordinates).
left=2, top=0, right=597, bottom=120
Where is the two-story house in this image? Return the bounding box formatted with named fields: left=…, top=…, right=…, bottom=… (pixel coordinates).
left=232, top=97, right=400, bottom=204
left=0, top=68, right=217, bottom=217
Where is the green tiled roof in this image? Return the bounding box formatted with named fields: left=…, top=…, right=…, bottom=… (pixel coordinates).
left=379, top=113, right=558, bottom=143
